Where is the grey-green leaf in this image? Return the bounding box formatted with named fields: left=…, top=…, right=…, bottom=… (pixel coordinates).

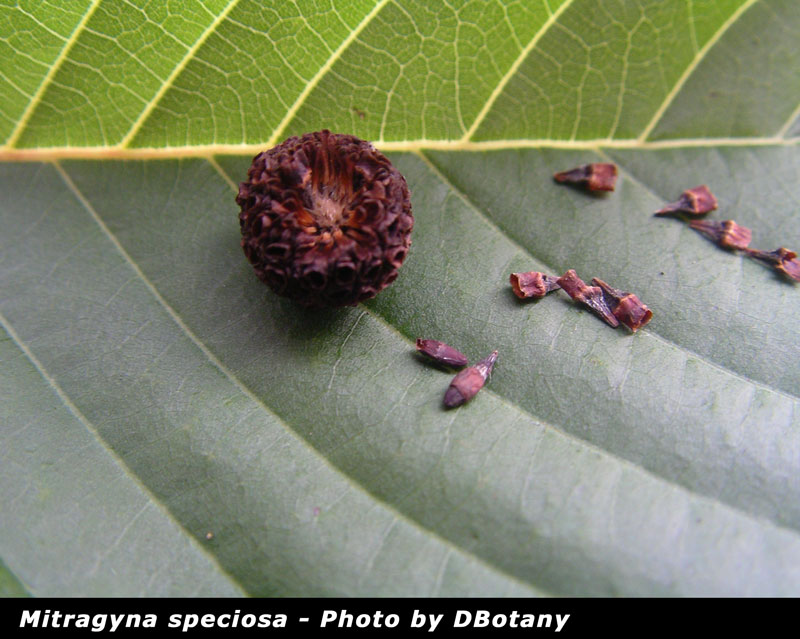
left=1, top=0, right=799, bottom=596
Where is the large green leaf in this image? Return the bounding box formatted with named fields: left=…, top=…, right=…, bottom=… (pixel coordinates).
left=1, top=0, right=798, bottom=596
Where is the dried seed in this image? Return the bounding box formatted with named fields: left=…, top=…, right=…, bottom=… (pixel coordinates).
left=655, top=185, right=717, bottom=216
left=591, top=278, right=653, bottom=332
left=236, top=130, right=413, bottom=308
left=509, top=271, right=561, bottom=299
left=553, top=163, right=618, bottom=192
left=415, top=338, right=469, bottom=368
left=444, top=351, right=498, bottom=408
left=556, top=270, right=619, bottom=328
left=688, top=219, right=752, bottom=250
left=744, top=247, right=800, bottom=282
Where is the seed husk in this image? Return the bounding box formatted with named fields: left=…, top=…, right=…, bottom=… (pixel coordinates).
left=509, top=271, right=561, bottom=299
left=591, top=278, right=653, bottom=332
left=556, top=270, right=619, bottom=328
left=553, top=163, right=618, bottom=192
left=415, top=338, right=469, bottom=368
left=655, top=185, right=717, bottom=216
left=444, top=351, right=498, bottom=408
left=688, top=219, right=752, bottom=250
left=744, top=247, right=800, bottom=282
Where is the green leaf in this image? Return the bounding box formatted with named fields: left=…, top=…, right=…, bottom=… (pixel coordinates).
left=1, top=0, right=799, bottom=596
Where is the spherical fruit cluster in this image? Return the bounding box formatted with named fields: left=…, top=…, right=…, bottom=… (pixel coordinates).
left=236, top=130, right=413, bottom=308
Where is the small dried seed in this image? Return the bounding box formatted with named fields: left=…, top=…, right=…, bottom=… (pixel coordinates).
left=655, top=185, right=717, bottom=216
left=591, top=278, right=653, bottom=332
left=509, top=271, right=561, bottom=299
left=415, top=338, right=469, bottom=368
left=744, top=247, right=800, bottom=282
left=553, top=163, right=618, bottom=192
left=444, top=351, right=498, bottom=408
left=688, top=219, right=752, bottom=250
left=556, top=270, right=619, bottom=328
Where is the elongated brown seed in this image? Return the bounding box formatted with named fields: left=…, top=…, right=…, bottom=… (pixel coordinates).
left=688, top=219, right=751, bottom=250
left=591, top=278, right=653, bottom=332
left=556, top=270, right=619, bottom=328
left=509, top=271, right=561, bottom=299
left=553, top=163, right=618, bottom=192
left=744, top=247, right=800, bottom=282
left=415, top=338, right=469, bottom=368
left=655, top=185, right=717, bottom=216
left=444, top=351, right=498, bottom=408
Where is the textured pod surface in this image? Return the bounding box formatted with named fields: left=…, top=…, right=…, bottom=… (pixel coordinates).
left=236, top=131, right=413, bottom=308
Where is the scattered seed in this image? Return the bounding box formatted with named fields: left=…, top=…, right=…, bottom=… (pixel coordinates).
left=591, top=278, right=653, bottom=332
left=553, top=163, right=618, bottom=192
left=655, top=185, right=717, bottom=216
left=556, top=270, right=619, bottom=328
left=688, top=219, right=752, bottom=250
left=416, top=338, right=469, bottom=368
left=744, top=247, right=800, bottom=282
left=444, top=351, right=498, bottom=408
left=509, top=271, right=561, bottom=299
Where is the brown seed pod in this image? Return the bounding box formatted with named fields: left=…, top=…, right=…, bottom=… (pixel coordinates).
left=591, top=278, right=653, bottom=332
left=556, top=269, right=619, bottom=328
left=415, top=338, right=468, bottom=368
left=688, top=219, right=752, bottom=250
left=509, top=271, right=561, bottom=299
left=553, top=163, right=618, bottom=192
left=444, top=351, right=498, bottom=408
left=744, top=247, right=800, bottom=282
left=236, top=130, right=413, bottom=308
left=655, top=185, right=717, bottom=216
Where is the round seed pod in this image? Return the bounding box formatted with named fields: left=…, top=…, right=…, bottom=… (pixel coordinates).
left=236, top=130, right=413, bottom=308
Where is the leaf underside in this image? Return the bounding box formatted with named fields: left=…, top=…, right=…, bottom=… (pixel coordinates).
left=1, top=0, right=799, bottom=596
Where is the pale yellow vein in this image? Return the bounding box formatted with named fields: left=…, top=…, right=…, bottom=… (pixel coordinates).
left=638, top=0, right=760, bottom=142
left=118, top=0, right=243, bottom=148
left=461, top=0, right=577, bottom=142
left=267, top=0, right=392, bottom=146
left=2, top=135, right=798, bottom=162
left=5, top=0, right=103, bottom=148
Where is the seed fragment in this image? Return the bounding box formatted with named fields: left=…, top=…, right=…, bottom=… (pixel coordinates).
left=591, top=278, right=653, bottom=332
left=444, top=351, right=498, bottom=408
left=556, top=270, right=619, bottom=328
left=415, top=338, right=469, bottom=368
left=509, top=271, right=561, bottom=299
left=553, top=163, right=618, bottom=192
left=655, top=185, right=717, bottom=216
left=744, top=247, right=800, bottom=282
left=688, top=219, right=752, bottom=250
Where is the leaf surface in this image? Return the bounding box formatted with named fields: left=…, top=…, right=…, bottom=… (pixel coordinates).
left=1, top=0, right=799, bottom=596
